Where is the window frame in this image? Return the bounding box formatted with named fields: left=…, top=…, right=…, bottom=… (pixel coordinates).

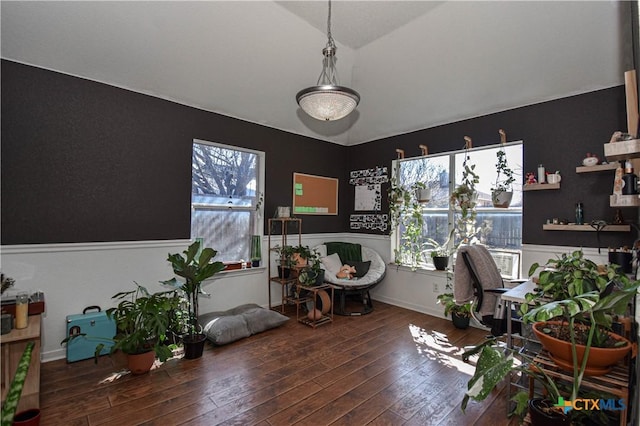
left=391, top=141, right=523, bottom=272
left=191, top=139, right=265, bottom=264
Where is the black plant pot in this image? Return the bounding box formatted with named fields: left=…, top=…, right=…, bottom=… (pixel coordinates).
left=314, top=269, right=325, bottom=286
left=528, top=398, right=570, bottom=426
left=451, top=312, right=470, bottom=329
left=183, top=333, right=207, bottom=359
left=433, top=256, right=449, bottom=271
left=277, top=266, right=291, bottom=279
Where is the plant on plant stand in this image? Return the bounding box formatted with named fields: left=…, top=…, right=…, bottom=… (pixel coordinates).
left=297, top=248, right=324, bottom=287
left=491, top=146, right=516, bottom=208
left=163, top=241, right=225, bottom=360
left=462, top=250, right=639, bottom=425
left=422, top=229, right=455, bottom=271
left=520, top=251, right=639, bottom=397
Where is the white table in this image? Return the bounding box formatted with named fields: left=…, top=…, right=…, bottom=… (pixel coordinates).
left=501, top=279, right=536, bottom=349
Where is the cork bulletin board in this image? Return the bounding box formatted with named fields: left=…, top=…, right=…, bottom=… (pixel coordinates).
left=293, top=173, right=338, bottom=215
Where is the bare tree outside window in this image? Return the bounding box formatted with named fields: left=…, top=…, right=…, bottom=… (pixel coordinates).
left=191, top=141, right=263, bottom=263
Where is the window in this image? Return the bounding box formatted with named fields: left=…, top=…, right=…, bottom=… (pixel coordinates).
left=392, top=142, right=522, bottom=270
left=191, top=140, right=264, bottom=263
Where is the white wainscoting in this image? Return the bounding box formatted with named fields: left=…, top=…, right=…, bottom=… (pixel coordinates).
left=2, top=237, right=637, bottom=362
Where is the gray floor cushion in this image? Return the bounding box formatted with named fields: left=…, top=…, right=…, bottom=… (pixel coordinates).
left=199, top=303, right=289, bottom=345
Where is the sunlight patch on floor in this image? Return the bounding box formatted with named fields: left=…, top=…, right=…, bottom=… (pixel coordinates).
left=408, top=323, right=476, bottom=375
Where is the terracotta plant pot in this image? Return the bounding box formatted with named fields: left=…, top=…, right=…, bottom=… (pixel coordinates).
left=127, top=351, right=156, bottom=375
left=12, top=408, right=41, bottom=426
left=532, top=321, right=632, bottom=375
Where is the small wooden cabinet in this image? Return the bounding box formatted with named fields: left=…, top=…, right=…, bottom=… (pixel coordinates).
left=1, top=314, right=41, bottom=413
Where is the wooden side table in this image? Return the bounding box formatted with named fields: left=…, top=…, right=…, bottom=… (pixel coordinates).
left=294, top=284, right=334, bottom=328
left=1, top=314, right=41, bottom=413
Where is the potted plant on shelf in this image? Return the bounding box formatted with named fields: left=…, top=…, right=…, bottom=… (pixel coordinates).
left=273, top=245, right=295, bottom=278
left=61, top=283, right=181, bottom=374
left=297, top=248, right=324, bottom=287
left=491, top=146, right=516, bottom=208
left=436, top=293, right=472, bottom=329
left=462, top=250, right=639, bottom=424
left=423, top=230, right=454, bottom=271
left=520, top=251, right=639, bottom=388
left=163, top=241, right=225, bottom=359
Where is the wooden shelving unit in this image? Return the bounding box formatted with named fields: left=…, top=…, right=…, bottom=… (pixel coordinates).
left=523, top=182, right=560, bottom=191
left=267, top=218, right=302, bottom=313
left=542, top=223, right=631, bottom=232
left=575, top=162, right=619, bottom=173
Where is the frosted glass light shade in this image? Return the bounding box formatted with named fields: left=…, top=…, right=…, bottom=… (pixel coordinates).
left=296, top=85, right=360, bottom=121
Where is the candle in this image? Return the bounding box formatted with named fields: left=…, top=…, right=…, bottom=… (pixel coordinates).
left=15, top=292, right=29, bottom=329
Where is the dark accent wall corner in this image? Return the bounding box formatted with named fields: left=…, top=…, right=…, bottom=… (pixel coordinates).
left=347, top=86, right=633, bottom=249
left=1, top=60, right=349, bottom=244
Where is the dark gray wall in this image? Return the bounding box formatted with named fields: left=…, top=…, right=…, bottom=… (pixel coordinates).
left=1, top=60, right=633, bottom=249
left=348, top=86, right=632, bottom=249
left=1, top=60, right=349, bottom=244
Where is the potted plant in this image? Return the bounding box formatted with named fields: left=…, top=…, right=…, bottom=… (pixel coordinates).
left=297, top=248, right=324, bottom=286
left=462, top=250, right=639, bottom=424
left=491, top=147, right=516, bottom=208
left=520, top=251, right=639, bottom=389
left=273, top=245, right=295, bottom=278
left=461, top=338, right=569, bottom=425
left=290, top=244, right=313, bottom=268
left=412, top=181, right=431, bottom=203
left=423, top=230, right=454, bottom=271
left=62, top=284, right=181, bottom=374
left=436, top=293, right=472, bottom=329
left=1, top=341, right=41, bottom=426
left=163, top=241, right=225, bottom=359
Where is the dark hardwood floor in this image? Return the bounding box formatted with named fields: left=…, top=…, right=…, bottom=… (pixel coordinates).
left=40, top=301, right=517, bottom=425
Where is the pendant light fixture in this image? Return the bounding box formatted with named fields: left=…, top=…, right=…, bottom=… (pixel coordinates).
left=296, top=0, right=360, bottom=121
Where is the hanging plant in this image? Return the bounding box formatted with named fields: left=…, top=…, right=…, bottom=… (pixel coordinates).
left=491, top=148, right=516, bottom=208
left=450, top=150, right=479, bottom=245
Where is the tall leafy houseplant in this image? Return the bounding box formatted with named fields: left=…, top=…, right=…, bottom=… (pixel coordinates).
left=491, top=147, right=516, bottom=208
left=163, top=241, right=225, bottom=358
left=463, top=250, right=639, bottom=423
left=521, top=251, right=640, bottom=401
left=61, top=284, right=181, bottom=374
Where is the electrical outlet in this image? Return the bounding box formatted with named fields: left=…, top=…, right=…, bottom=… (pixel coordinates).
left=433, top=282, right=439, bottom=293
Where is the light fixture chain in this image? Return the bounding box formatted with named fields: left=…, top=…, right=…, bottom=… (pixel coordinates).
left=326, top=0, right=335, bottom=49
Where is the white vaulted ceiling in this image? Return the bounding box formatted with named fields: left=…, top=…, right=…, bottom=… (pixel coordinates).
left=1, top=1, right=632, bottom=145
